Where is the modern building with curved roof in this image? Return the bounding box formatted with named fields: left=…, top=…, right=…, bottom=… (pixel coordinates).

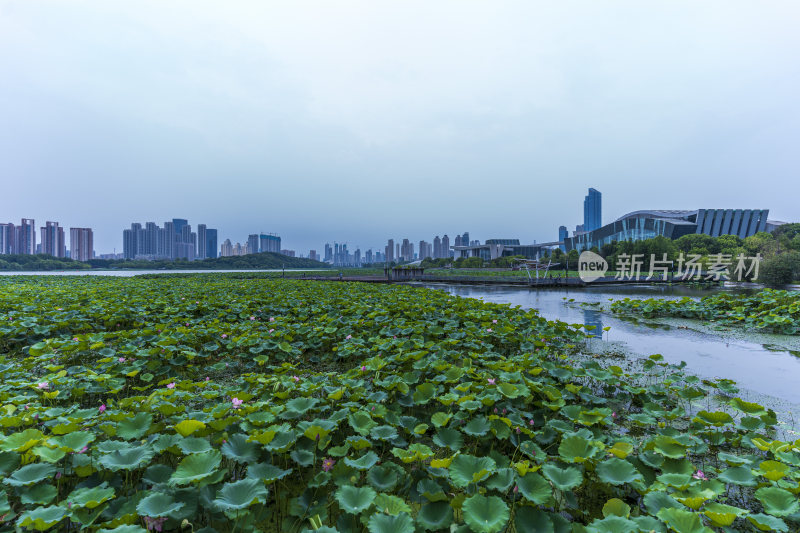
left=564, top=208, right=772, bottom=252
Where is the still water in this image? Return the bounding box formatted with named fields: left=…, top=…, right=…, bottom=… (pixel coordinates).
left=0, top=269, right=325, bottom=276
left=417, top=283, right=800, bottom=407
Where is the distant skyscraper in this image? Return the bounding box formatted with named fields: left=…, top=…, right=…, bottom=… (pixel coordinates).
left=70, top=228, right=94, bottom=262
left=162, top=221, right=175, bottom=259
left=197, top=224, right=207, bottom=259
left=324, top=243, right=332, bottom=263
left=206, top=229, right=217, bottom=259
left=259, top=234, right=281, bottom=253
left=558, top=225, right=568, bottom=252
left=583, top=188, right=602, bottom=232
left=385, top=239, right=394, bottom=263
left=433, top=236, right=441, bottom=258
left=441, top=234, right=450, bottom=258
left=462, top=232, right=469, bottom=246
left=395, top=242, right=400, bottom=261
left=247, top=234, right=259, bottom=254
left=220, top=239, right=233, bottom=257
left=454, top=235, right=462, bottom=247
left=0, top=223, right=15, bottom=254
left=40, top=221, right=65, bottom=257
left=16, top=218, right=36, bottom=255
left=401, top=239, right=413, bottom=261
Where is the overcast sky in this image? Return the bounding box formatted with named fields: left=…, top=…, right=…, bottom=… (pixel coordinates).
left=1, top=1, right=799, bottom=255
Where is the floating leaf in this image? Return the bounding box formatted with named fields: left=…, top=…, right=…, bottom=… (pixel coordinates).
left=335, top=485, right=376, bottom=514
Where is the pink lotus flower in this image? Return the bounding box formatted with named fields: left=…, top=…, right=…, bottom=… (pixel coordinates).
left=250, top=316, right=255, bottom=320
left=346, top=335, right=352, bottom=340
left=293, top=375, right=300, bottom=382
left=231, top=397, right=243, bottom=409
left=529, top=419, right=535, bottom=426
left=492, top=319, right=498, bottom=324
left=269, top=317, right=275, bottom=322
left=612, top=412, right=617, bottom=418
left=486, top=328, right=492, bottom=333
left=513, top=485, right=518, bottom=493
left=37, top=382, right=49, bottom=390
left=487, top=378, right=496, bottom=385
left=167, top=382, right=176, bottom=389
left=55, top=471, right=62, bottom=479
left=205, top=377, right=210, bottom=381
left=692, top=469, right=708, bottom=481
left=322, top=457, right=335, bottom=472
left=118, top=357, right=126, bottom=363
left=185, top=323, right=189, bottom=327
left=269, top=329, right=274, bottom=333
left=99, top=404, right=106, bottom=413
left=360, top=365, right=366, bottom=372
left=73, top=337, right=79, bottom=341
left=221, top=334, right=228, bottom=339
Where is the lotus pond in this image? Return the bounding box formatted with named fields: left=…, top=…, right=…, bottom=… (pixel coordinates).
left=0, top=276, right=798, bottom=532
left=610, top=290, right=800, bottom=336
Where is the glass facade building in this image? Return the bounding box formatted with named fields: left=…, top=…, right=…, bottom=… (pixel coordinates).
left=583, top=188, right=602, bottom=232
left=564, top=209, right=771, bottom=252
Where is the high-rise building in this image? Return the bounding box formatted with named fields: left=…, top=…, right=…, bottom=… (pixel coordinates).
left=324, top=243, right=333, bottom=263
left=280, top=249, right=296, bottom=257
left=143, top=222, right=161, bottom=257
left=16, top=219, right=36, bottom=255
left=583, top=188, right=602, bottom=232
left=462, top=232, right=469, bottom=247
left=123, top=227, right=137, bottom=260
left=162, top=221, right=175, bottom=259
left=247, top=234, right=259, bottom=254
left=395, top=243, right=400, bottom=262
left=40, top=221, right=66, bottom=257
left=220, top=239, right=233, bottom=257
left=259, top=234, right=281, bottom=253
left=309, top=250, right=318, bottom=262
left=433, top=236, right=442, bottom=259
left=401, top=238, right=414, bottom=261
left=454, top=235, right=462, bottom=247
left=442, top=235, right=451, bottom=258
left=206, top=229, right=217, bottom=259
left=70, top=228, right=94, bottom=262
left=385, top=239, right=394, bottom=263
left=0, top=223, right=15, bottom=254
left=197, top=224, right=207, bottom=260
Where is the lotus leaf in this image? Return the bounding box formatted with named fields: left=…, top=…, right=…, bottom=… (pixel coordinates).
left=367, top=512, right=414, bottom=533
left=174, top=419, right=206, bottom=437
left=335, top=485, right=376, bottom=514
left=656, top=508, right=713, bottom=533
left=98, top=444, right=154, bottom=471
left=754, top=486, right=799, bottom=517
left=602, top=498, right=631, bottom=518
left=136, top=492, right=186, bottom=517
left=417, top=501, right=453, bottom=531
left=462, top=494, right=509, bottom=533
left=586, top=516, right=639, bottom=533
left=372, top=493, right=411, bottom=515
left=747, top=513, right=789, bottom=531
left=169, top=450, right=222, bottom=485
left=221, top=433, right=260, bottom=464
left=449, top=454, right=496, bottom=488
left=541, top=464, right=583, bottom=491
left=367, top=464, right=399, bottom=491
left=3, top=463, right=56, bottom=487
left=17, top=505, right=66, bottom=531
left=214, top=478, right=268, bottom=511
left=345, top=451, right=379, bottom=471
left=116, top=412, right=153, bottom=440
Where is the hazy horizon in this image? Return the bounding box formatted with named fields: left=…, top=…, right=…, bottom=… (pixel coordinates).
left=2, top=1, right=799, bottom=255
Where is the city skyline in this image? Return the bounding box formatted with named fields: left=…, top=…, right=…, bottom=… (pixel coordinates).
left=2, top=2, right=798, bottom=255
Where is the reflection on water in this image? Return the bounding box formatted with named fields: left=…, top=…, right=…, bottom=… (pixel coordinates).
left=416, top=283, right=800, bottom=405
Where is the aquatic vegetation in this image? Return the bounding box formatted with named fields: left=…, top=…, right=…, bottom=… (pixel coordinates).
left=0, top=276, right=798, bottom=531
left=610, top=289, right=800, bottom=335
